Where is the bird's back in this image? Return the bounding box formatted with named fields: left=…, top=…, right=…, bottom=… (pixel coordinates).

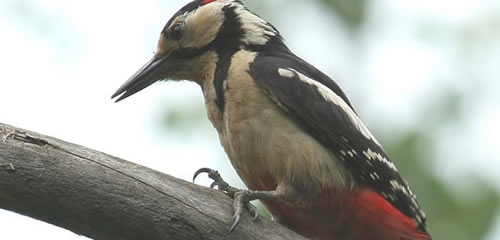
left=207, top=49, right=430, bottom=240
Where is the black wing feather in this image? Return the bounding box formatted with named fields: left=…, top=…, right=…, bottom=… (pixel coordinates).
left=249, top=53, right=428, bottom=231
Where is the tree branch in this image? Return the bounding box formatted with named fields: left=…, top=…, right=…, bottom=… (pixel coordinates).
left=0, top=123, right=305, bottom=240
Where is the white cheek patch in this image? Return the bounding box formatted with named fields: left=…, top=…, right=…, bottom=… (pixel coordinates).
left=231, top=3, right=277, bottom=45
left=278, top=68, right=381, bottom=146
left=183, top=3, right=226, bottom=48
left=181, top=1, right=276, bottom=48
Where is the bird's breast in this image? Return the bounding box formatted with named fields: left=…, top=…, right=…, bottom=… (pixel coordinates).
left=203, top=50, right=350, bottom=193
left=200, top=51, right=428, bottom=239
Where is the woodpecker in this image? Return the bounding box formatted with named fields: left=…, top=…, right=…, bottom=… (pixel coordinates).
left=112, top=0, right=432, bottom=239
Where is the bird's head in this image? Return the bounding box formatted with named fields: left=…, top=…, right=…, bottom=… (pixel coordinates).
left=112, top=0, right=282, bottom=102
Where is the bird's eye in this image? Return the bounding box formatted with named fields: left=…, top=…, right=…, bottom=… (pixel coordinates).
left=169, top=23, right=184, bottom=41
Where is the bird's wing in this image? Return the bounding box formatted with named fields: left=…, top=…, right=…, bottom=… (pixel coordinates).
left=248, top=53, right=427, bottom=230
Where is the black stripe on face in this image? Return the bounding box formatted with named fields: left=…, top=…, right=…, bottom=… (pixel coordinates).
left=212, top=5, right=244, bottom=112
left=171, top=43, right=214, bottom=60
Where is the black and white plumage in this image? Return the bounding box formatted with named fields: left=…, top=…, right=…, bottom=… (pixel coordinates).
left=249, top=52, right=427, bottom=230
left=112, top=0, right=430, bottom=239
left=219, top=2, right=428, bottom=228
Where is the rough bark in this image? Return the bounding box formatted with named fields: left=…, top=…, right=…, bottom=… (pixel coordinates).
left=0, top=123, right=305, bottom=240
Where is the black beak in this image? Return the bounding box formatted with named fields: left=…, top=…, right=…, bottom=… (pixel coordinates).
left=111, top=52, right=171, bottom=102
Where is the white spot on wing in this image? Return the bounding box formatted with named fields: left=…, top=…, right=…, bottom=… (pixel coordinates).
left=347, top=150, right=354, bottom=157
left=363, top=148, right=397, bottom=171
left=278, top=68, right=295, bottom=78
left=370, top=172, right=380, bottom=180
left=388, top=178, right=425, bottom=224
left=277, top=68, right=381, bottom=146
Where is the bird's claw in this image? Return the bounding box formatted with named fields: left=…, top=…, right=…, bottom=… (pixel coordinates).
left=193, top=167, right=214, bottom=182
left=210, top=181, right=219, bottom=189
left=248, top=202, right=259, bottom=220
left=193, top=168, right=260, bottom=233
left=229, top=190, right=260, bottom=233
left=193, top=167, right=239, bottom=197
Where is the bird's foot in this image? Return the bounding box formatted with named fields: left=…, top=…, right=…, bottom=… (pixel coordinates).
left=193, top=168, right=240, bottom=197
left=193, top=168, right=260, bottom=232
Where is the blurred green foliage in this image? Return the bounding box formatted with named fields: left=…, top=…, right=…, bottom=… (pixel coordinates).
left=318, top=0, right=367, bottom=31
left=386, top=101, right=500, bottom=239
left=161, top=1, right=500, bottom=239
